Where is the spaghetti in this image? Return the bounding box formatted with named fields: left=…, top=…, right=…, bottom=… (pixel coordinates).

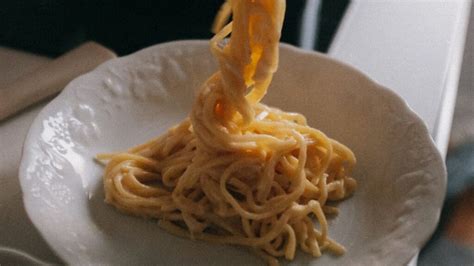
left=98, top=0, right=357, bottom=265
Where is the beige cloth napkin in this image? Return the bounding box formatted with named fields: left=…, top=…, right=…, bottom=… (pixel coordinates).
left=0, top=42, right=116, bottom=121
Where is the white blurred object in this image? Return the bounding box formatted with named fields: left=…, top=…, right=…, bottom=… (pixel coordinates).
left=329, top=0, right=472, bottom=158
left=299, top=0, right=321, bottom=50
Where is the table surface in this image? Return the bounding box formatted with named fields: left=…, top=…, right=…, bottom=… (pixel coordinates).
left=0, top=1, right=472, bottom=264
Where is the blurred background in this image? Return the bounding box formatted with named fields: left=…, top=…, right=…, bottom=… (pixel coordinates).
left=0, top=0, right=349, bottom=56
left=0, top=0, right=473, bottom=265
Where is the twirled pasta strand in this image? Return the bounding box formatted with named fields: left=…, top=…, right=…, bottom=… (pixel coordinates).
left=98, top=1, right=357, bottom=265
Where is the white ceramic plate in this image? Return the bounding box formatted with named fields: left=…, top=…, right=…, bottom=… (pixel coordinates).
left=19, top=40, right=446, bottom=265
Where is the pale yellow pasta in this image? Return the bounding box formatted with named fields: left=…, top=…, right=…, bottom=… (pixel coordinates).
left=98, top=0, right=357, bottom=265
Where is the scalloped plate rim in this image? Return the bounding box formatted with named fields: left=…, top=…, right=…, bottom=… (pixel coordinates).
left=19, top=40, right=446, bottom=265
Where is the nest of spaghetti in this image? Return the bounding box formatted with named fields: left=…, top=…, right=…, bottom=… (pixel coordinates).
left=99, top=0, right=357, bottom=264
left=98, top=101, right=357, bottom=265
